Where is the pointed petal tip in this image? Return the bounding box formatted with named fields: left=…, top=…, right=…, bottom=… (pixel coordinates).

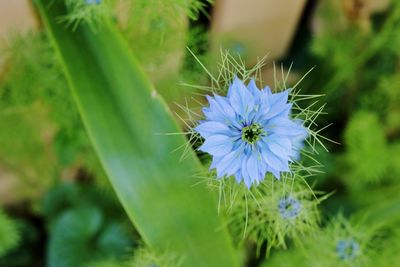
left=232, top=74, right=241, bottom=81
left=268, top=167, right=281, bottom=180
left=234, top=172, right=243, bottom=184
left=244, top=177, right=252, bottom=188
left=205, top=94, right=213, bottom=103
left=248, top=78, right=257, bottom=86
left=263, top=85, right=272, bottom=94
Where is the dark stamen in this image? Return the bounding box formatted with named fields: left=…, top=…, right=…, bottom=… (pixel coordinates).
left=241, top=123, right=264, bottom=144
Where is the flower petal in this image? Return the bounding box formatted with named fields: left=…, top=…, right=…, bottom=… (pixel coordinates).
left=262, top=103, right=292, bottom=121
left=198, top=134, right=233, bottom=157
left=267, top=166, right=281, bottom=180
left=263, top=85, right=272, bottom=94
left=247, top=79, right=261, bottom=98
left=202, top=105, right=225, bottom=123
left=260, top=141, right=289, bottom=171
left=259, top=89, right=291, bottom=120
left=290, top=121, right=308, bottom=160
left=215, top=150, right=242, bottom=177
left=269, top=89, right=289, bottom=106
left=247, top=153, right=260, bottom=185
left=266, top=135, right=292, bottom=161
left=204, top=95, right=241, bottom=128
left=210, top=155, right=223, bottom=170
left=214, top=94, right=236, bottom=119
left=241, top=154, right=252, bottom=188
left=195, top=121, right=232, bottom=138
left=228, top=76, right=255, bottom=116
left=234, top=171, right=243, bottom=183
left=252, top=90, right=271, bottom=121
left=255, top=153, right=267, bottom=182
left=265, top=117, right=306, bottom=136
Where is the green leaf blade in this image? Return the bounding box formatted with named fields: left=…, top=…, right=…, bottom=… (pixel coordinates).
left=34, top=1, right=238, bottom=266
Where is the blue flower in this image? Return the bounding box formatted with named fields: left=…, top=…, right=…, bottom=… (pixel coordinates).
left=278, top=196, right=301, bottom=219
left=336, top=239, right=359, bottom=260
left=86, top=0, right=101, bottom=5
left=195, top=76, right=308, bottom=187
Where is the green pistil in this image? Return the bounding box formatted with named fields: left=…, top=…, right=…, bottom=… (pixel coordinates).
left=242, top=123, right=264, bottom=144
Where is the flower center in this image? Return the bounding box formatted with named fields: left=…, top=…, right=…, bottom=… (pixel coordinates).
left=336, top=239, right=359, bottom=260
left=241, top=123, right=264, bottom=144
left=278, top=196, right=301, bottom=219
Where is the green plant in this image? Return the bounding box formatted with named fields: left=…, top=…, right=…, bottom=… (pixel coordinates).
left=33, top=0, right=239, bottom=266
left=0, top=209, right=19, bottom=257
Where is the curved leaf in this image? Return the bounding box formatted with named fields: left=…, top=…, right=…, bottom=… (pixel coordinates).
left=33, top=1, right=238, bottom=266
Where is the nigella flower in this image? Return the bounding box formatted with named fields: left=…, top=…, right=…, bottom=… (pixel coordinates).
left=86, top=0, right=101, bottom=4
left=195, top=76, right=308, bottom=187
left=278, top=196, right=301, bottom=219
left=336, top=239, right=360, bottom=260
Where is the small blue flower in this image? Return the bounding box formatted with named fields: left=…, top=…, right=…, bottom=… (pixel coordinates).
left=336, top=239, right=360, bottom=260
left=85, top=0, right=101, bottom=5
left=278, top=196, right=301, bottom=219
left=195, top=76, right=308, bottom=187
left=230, top=42, right=247, bottom=56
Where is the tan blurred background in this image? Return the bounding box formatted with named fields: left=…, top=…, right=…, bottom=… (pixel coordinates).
left=0, top=0, right=38, bottom=36
left=0, top=0, right=305, bottom=59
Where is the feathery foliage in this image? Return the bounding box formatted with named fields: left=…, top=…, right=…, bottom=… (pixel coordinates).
left=343, top=111, right=389, bottom=186
left=130, top=246, right=183, bottom=267
left=0, top=209, right=19, bottom=257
